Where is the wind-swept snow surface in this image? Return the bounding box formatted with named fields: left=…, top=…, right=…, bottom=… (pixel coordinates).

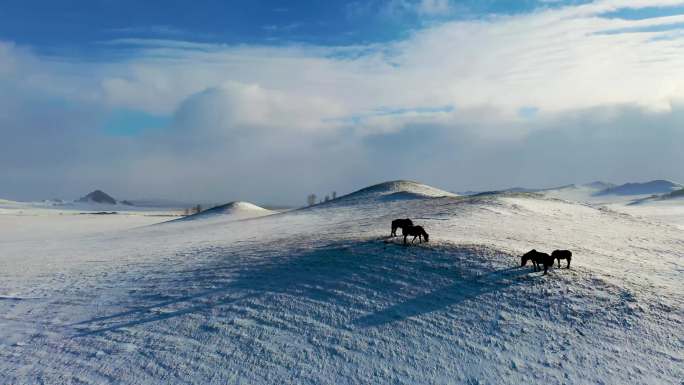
left=0, top=184, right=682, bottom=384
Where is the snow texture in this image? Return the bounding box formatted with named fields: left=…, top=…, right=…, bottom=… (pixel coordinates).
left=0, top=181, right=682, bottom=384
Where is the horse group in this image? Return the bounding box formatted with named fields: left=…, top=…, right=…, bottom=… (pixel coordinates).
left=391, top=218, right=429, bottom=245
left=520, top=249, right=572, bottom=274
left=391, top=218, right=573, bottom=275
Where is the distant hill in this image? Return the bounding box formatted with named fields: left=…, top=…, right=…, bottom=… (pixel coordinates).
left=596, top=180, right=682, bottom=196
left=583, top=181, right=616, bottom=190
left=663, top=188, right=684, bottom=199
left=175, top=201, right=275, bottom=222
left=464, top=183, right=577, bottom=196
left=78, top=190, right=117, bottom=205
left=321, top=180, right=457, bottom=206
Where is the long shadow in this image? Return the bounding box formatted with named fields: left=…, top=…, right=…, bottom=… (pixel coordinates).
left=71, top=239, right=528, bottom=336
left=74, top=294, right=255, bottom=337
left=353, top=266, right=531, bottom=328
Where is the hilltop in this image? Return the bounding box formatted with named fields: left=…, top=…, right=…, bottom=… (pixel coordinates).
left=77, top=190, right=117, bottom=205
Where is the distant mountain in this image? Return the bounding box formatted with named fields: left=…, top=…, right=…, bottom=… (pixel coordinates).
left=663, top=188, right=684, bottom=199
left=502, top=187, right=541, bottom=193
left=463, top=184, right=577, bottom=196
left=78, top=190, right=117, bottom=205
left=582, top=181, right=616, bottom=190
left=596, top=180, right=682, bottom=196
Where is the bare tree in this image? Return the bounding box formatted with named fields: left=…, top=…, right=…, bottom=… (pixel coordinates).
left=332, top=191, right=337, bottom=200
left=307, top=194, right=317, bottom=206
left=324, top=195, right=330, bottom=202
left=193, top=204, right=202, bottom=214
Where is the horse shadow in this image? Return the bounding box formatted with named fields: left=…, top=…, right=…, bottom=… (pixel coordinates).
left=71, top=239, right=531, bottom=336
left=353, top=264, right=531, bottom=328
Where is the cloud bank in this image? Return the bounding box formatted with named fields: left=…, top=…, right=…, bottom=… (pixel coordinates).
left=1, top=0, right=684, bottom=204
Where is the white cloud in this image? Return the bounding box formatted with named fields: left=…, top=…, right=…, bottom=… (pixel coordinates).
left=2, top=0, right=684, bottom=202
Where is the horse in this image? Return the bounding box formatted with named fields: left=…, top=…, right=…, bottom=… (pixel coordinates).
left=551, top=250, right=572, bottom=268
left=402, top=225, right=429, bottom=244
left=391, top=218, right=413, bottom=237
left=520, top=249, right=555, bottom=274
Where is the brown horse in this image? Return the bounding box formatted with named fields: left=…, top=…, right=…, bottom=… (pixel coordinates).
left=520, top=249, right=554, bottom=274
left=552, top=250, right=572, bottom=268
left=402, top=225, right=429, bottom=244
left=391, top=218, right=413, bottom=237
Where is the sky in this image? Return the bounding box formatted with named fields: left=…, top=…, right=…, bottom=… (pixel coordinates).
left=1, top=0, right=684, bottom=205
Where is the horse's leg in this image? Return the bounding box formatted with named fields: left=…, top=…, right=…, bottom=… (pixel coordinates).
left=412, top=235, right=417, bottom=244
left=567, top=258, right=571, bottom=269
left=557, top=258, right=561, bottom=268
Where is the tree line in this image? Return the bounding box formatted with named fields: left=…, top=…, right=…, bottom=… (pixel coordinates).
left=307, top=191, right=337, bottom=206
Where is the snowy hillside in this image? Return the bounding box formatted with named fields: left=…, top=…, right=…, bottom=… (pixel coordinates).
left=0, top=182, right=682, bottom=384
left=175, top=201, right=276, bottom=221
left=321, top=180, right=457, bottom=206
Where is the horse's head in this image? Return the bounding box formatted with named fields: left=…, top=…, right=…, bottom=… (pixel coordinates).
left=422, top=229, right=429, bottom=242
left=521, top=249, right=536, bottom=266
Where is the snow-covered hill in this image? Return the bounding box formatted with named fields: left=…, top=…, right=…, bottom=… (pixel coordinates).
left=0, top=182, right=682, bottom=384
left=176, top=201, right=276, bottom=221
left=596, top=179, right=682, bottom=196
left=320, top=180, right=457, bottom=206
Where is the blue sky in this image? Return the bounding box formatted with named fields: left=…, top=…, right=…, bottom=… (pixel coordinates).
left=1, top=0, right=684, bottom=204
left=0, top=0, right=596, bottom=52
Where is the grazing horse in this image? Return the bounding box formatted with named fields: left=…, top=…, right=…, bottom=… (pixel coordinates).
left=551, top=250, right=572, bottom=268
left=391, top=218, right=413, bottom=237
left=402, top=225, right=429, bottom=244
left=520, top=249, right=555, bottom=274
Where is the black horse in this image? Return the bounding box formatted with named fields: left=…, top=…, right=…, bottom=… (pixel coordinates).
left=391, top=218, right=413, bottom=237
left=552, top=250, right=572, bottom=268
left=520, top=249, right=554, bottom=274
left=402, top=225, right=429, bottom=244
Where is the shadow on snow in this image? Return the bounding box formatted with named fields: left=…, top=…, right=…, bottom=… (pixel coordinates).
left=71, top=239, right=533, bottom=336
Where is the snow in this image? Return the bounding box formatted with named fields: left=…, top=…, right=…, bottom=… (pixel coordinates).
left=0, top=182, right=682, bottom=384
left=543, top=181, right=684, bottom=230
left=320, top=180, right=457, bottom=206
left=175, top=201, right=276, bottom=222
left=612, top=198, right=684, bottom=231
